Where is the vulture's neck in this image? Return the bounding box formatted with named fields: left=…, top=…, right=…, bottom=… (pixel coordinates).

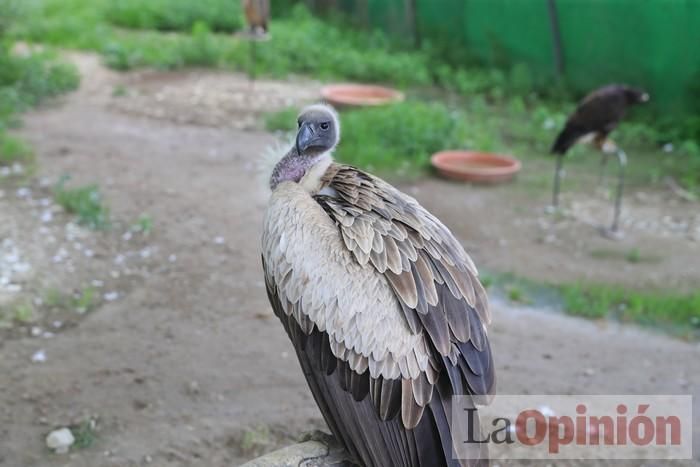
left=271, top=150, right=333, bottom=194
left=299, top=153, right=333, bottom=193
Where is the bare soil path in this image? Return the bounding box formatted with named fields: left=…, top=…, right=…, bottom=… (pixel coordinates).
left=0, top=53, right=697, bottom=467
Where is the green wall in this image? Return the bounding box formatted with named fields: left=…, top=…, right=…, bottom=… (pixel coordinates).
left=322, top=0, right=700, bottom=112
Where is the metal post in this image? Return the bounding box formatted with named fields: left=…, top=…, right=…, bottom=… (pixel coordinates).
left=546, top=0, right=565, bottom=78
left=552, top=153, right=564, bottom=208
left=405, top=0, right=421, bottom=48
left=610, top=148, right=627, bottom=233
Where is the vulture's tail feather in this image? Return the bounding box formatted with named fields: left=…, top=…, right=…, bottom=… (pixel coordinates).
left=278, top=312, right=487, bottom=466
left=551, top=124, right=585, bottom=155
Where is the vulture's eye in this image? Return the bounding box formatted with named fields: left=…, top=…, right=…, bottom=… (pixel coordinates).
left=320, top=122, right=330, bottom=130
left=297, top=120, right=302, bottom=128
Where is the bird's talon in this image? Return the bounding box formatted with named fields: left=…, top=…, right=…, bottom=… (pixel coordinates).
left=600, top=226, right=625, bottom=240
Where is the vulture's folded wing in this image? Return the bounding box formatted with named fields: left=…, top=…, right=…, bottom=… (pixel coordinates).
left=314, top=165, right=495, bottom=421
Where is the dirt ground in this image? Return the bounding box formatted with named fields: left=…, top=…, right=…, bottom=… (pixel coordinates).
left=0, top=53, right=698, bottom=467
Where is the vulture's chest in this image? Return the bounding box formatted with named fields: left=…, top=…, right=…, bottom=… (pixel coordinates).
left=261, top=182, right=424, bottom=370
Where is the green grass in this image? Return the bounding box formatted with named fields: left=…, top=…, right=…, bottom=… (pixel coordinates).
left=0, top=42, right=79, bottom=176
left=132, top=213, right=153, bottom=235
left=44, top=286, right=99, bottom=313
left=54, top=176, right=110, bottom=229
left=589, top=247, right=661, bottom=264
left=70, top=419, right=98, bottom=449
left=0, top=134, right=33, bottom=167
left=561, top=284, right=700, bottom=336
left=104, top=0, right=242, bottom=33
left=13, top=302, right=34, bottom=323
left=482, top=270, right=699, bottom=338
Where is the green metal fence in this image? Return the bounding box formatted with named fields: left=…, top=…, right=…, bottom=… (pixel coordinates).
left=307, top=0, right=700, bottom=112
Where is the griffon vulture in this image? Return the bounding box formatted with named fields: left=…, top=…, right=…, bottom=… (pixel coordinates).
left=261, top=104, right=495, bottom=467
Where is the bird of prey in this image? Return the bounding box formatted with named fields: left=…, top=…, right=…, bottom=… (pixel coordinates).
left=261, top=104, right=495, bottom=467
left=241, top=0, right=270, bottom=35
left=550, top=84, right=649, bottom=233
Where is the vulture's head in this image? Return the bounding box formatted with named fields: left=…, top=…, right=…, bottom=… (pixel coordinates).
left=623, top=86, right=650, bottom=105
left=295, top=104, right=340, bottom=156
left=268, top=104, right=340, bottom=191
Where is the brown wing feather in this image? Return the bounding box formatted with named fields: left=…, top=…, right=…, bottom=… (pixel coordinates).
left=315, top=163, right=495, bottom=430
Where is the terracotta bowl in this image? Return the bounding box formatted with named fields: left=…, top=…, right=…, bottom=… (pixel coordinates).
left=431, top=151, right=522, bottom=184
left=321, top=83, right=405, bottom=108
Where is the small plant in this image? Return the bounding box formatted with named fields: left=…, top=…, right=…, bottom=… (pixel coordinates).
left=238, top=425, right=273, bottom=458
left=54, top=176, right=110, bottom=229
left=625, top=248, right=641, bottom=264
left=111, top=84, right=128, bottom=97
left=479, top=274, right=494, bottom=289
left=506, top=285, right=527, bottom=303
left=73, top=287, right=96, bottom=314
left=13, top=302, right=34, bottom=323
left=44, top=288, right=69, bottom=308
left=133, top=213, right=153, bottom=235
left=0, top=133, right=33, bottom=167
left=103, top=43, right=142, bottom=71
left=70, top=418, right=98, bottom=449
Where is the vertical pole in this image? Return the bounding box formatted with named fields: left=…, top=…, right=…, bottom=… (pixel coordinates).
left=552, top=153, right=564, bottom=207
left=405, top=0, right=421, bottom=48
left=546, top=0, right=565, bottom=78
left=611, top=149, right=627, bottom=233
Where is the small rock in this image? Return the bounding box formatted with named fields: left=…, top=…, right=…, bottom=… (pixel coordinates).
left=583, top=368, right=596, bottom=377
left=31, top=326, right=42, bottom=337
left=213, top=236, right=225, bottom=245
left=103, top=291, right=119, bottom=302
left=31, top=350, right=46, bottom=363
left=168, top=254, right=177, bottom=263
left=186, top=380, right=200, bottom=396
left=16, top=187, right=31, bottom=199
left=40, top=210, right=53, bottom=223
left=46, top=427, right=74, bottom=454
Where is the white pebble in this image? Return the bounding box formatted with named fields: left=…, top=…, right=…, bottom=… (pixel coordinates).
left=46, top=428, right=74, bottom=454
left=168, top=254, right=177, bottom=263
left=39, top=210, right=53, bottom=223
left=103, top=291, right=119, bottom=301
left=213, top=236, right=225, bottom=245
left=84, top=249, right=94, bottom=258
left=31, top=349, right=46, bottom=363
left=91, top=279, right=104, bottom=288
left=16, top=187, right=31, bottom=198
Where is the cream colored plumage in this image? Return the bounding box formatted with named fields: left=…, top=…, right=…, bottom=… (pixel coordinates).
left=261, top=104, right=494, bottom=467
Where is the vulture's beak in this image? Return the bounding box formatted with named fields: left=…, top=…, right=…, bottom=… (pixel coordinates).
left=296, top=121, right=315, bottom=154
